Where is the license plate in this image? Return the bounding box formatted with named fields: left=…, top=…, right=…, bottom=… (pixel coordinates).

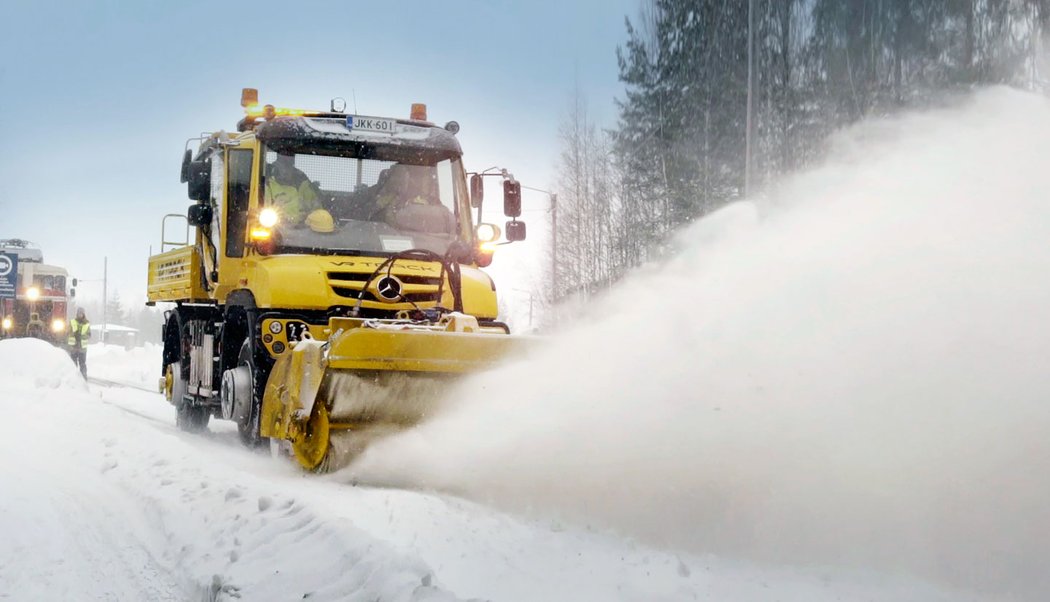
left=346, top=115, right=395, bottom=134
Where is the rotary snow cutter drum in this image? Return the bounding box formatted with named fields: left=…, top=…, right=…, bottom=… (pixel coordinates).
left=289, top=370, right=455, bottom=471
left=260, top=313, right=520, bottom=472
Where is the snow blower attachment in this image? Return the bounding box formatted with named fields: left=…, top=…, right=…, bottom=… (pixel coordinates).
left=262, top=313, right=517, bottom=471
left=148, top=89, right=528, bottom=471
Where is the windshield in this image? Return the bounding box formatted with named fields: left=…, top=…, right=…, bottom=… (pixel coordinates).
left=34, top=275, right=66, bottom=296
left=262, top=149, right=467, bottom=256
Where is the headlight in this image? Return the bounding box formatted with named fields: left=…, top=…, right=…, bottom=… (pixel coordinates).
left=51, top=318, right=65, bottom=333
left=268, top=320, right=283, bottom=334
left=1, top=317, right=11, bottom=330
left=476, top=223, right=501, bottom=243
left=25, top=286, right=40, bottom=301
left=259, top=207, right=279, bottom=228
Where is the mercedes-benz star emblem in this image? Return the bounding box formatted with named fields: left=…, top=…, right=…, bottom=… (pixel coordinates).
left=375, top=276, right=403, bottom=302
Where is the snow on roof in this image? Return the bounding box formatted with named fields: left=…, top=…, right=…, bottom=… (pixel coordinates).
left=256, top=116, right=462, bottom=161
left=0, top=241, right=44, bottom=262
left=99, top=324, right=139, bottom=333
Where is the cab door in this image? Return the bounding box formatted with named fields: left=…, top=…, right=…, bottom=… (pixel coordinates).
left=214, top=145, right=257, bottom=299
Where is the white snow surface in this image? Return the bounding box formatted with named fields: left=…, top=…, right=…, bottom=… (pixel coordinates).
left=86, top=342, right=162, bottom=390
left=0, top=341, right=983, bottom=600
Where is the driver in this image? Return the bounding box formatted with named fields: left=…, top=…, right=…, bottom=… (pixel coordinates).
left=370, top=164, right=454, bottom=234
left=372, top=164, right=438, bottom=217
left=265, top=153, right=324, bottom=226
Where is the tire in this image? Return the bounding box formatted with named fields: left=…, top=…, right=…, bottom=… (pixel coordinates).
left=172, top=364, right=210, bottom=433
left=235, top=339, right=265, bottom=448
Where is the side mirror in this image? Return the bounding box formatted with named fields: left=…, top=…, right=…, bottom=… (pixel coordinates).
left=470, top=174, right=484, bottom=209
left=71, top=278, right=78, bottom=287
left=505, top=220, right=526, bottom=242
left=187, top=203, right=213, bottom=228
left=69, top=288, right=76, bottom=298
left=187, top=159, right=212, bottom=202
left=179, top=149, right=192, bottom=183
left=503, top=180, right=521, bottom=218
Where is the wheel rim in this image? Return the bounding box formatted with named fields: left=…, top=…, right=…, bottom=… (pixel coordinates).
left=292, top=402, right=330, bottom=472
left=163, top=365, right=174, bottom=402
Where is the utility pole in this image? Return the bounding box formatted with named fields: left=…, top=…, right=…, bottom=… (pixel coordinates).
left=745, top=0, right=755, bottom=197
left=511, top=288, right=536, bottom=330
left=519, top=185, right=559, bottom=304
left=102, top=256, right=108, bottom=344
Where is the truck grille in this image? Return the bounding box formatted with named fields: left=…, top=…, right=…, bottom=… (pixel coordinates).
left=326, top=272, right=442, bottom=304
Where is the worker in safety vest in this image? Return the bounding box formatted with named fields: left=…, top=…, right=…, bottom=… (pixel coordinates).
left=26, top=313, right=44, bottom=339
left=264, top=153, right=323, bottom=226
left=67, top=307, right=90, bottom=378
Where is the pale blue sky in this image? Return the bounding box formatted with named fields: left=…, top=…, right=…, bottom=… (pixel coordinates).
left=0, top=0, right=636, bottom=310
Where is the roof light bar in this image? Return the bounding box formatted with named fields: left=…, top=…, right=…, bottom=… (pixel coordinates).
left=245, top=104, right=315, bottom=119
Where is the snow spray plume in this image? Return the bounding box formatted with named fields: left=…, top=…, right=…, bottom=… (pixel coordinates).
left=347, top=88, right=1050, bottom=600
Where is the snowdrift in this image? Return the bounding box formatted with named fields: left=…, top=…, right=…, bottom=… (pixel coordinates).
left=0, top=338, right=87, bottom=391
left=86, top=342, right=161, bottom=389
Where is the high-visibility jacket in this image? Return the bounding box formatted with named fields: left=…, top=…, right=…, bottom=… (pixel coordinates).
left=265, top=178, right=320, bottom=225
left=68, top=319, right=90, bottom=349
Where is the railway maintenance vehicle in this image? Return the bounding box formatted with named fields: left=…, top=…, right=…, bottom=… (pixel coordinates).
left=147, top=89, right=527, bottom=471
left=1, top=239, right=75, bottom=344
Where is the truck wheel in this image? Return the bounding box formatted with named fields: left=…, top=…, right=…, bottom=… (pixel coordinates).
left=172, top=365, right=210, bottom=433
left=235, top=339, right=264, bottom=448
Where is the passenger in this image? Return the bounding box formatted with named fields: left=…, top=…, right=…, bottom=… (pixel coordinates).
left=68, top=307, right=90, bottom=378
left=265, top=153, right=324, bottom=226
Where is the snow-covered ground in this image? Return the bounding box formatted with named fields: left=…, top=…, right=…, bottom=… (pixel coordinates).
left=86, top=342, right=162, bottom=390
left=0, top=338, right=987, bottom=601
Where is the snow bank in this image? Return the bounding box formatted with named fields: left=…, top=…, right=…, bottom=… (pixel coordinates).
left=0, top=338, right=87, bottom=391
left=349, top=88, right=1050, bottom=601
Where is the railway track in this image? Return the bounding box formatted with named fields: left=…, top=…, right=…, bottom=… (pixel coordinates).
left=87, top=375, right=160, bottom=395
left=86, top=375, right=247, bottom=448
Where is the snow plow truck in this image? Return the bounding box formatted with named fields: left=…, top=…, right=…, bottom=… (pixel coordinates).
left=147, top=88, right=527, bottom=472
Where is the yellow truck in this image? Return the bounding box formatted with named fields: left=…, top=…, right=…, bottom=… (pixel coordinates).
left=148, top=89, right=526, bottom=471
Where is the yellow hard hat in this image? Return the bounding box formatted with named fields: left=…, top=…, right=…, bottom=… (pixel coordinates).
left=306, top=209, right=335, bottom=233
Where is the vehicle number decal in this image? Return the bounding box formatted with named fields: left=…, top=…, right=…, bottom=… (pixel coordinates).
left=286, top=321, right=307, bottom=343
